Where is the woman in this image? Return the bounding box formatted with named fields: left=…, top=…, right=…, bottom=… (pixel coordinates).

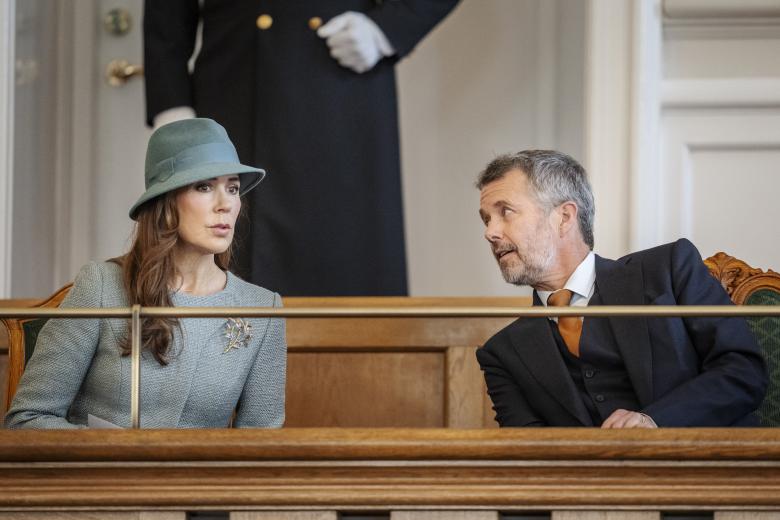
left=5, top=118, right=286, bottom=429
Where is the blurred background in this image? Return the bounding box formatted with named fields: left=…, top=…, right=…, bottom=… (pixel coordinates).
left=1, top=0, right=779, bottom=298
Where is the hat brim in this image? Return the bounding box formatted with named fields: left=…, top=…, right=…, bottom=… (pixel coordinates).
left=129, top=162, right=265, bottom=220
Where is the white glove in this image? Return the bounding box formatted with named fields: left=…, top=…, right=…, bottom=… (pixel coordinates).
left=153, top=106, right=196, bottom=130
left=317, top=11, right=395, bottom=74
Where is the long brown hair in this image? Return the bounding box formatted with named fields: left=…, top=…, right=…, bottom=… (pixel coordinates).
left=115, top=191, right=233, bottom=365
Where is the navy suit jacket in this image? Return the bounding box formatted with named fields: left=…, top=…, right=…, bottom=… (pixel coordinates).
left=476, top=239, right=768, bottom=427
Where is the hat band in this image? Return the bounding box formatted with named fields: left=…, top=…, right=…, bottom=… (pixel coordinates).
left=147, top=142, right=240, bottom=187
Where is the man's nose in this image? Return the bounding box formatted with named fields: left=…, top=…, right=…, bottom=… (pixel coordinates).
left=484, top=220, right=503, bottom=243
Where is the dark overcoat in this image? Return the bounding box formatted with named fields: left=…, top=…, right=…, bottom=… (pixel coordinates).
left=476, top=239, right=768, bottom=427
left=144, top=0, right=459, bottom=295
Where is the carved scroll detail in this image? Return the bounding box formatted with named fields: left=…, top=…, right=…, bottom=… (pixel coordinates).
left=704, top=252, right=780, bottom=305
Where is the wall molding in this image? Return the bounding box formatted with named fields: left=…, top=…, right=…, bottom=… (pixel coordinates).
left=663, top=78, right=780, bottom=109
left=661, top=112, right=780, bottom=242
left=585, top=0, right=664, bottom=256
left=583, top=0, right=633, bottom=258
left=0, top=0, right=15, bottom=297
left=630, top=0, right=664, bottom=251
left=664, top=0, right=780, bottom=19
left=63, top=0, right=96, bottom=282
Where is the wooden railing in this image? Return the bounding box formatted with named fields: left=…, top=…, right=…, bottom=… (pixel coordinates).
left=1, top=428, right=780, bottom=515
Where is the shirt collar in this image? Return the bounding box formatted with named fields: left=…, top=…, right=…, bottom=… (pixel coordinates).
left=537, top=251, right=596, bottom=306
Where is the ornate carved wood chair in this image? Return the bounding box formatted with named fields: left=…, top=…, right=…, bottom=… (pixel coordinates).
left=705, top=252, right=780, bottom=426
left=1, top=283, right=72, bottom=411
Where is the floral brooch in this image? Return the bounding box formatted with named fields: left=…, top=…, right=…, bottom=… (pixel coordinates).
left=222, top=318, right=253, bottom=354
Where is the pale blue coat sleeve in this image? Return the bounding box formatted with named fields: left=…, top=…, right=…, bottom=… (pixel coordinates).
left=233, top=292, right=286, bottom=428
left=4, top=262, right=104, bottom=429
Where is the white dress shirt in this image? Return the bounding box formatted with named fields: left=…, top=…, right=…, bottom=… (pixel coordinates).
left=536, top=251, right=596, bottom=323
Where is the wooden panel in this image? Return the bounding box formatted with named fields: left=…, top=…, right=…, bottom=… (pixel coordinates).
left=231, top=513, right=336, bottom=520
left=284, top=297, right=528, bottom=348
left=553, top=513, right=659, bottom=520
left=3, top=429, right=780, bottom=510
left=446, top=346, right=488, bottom=428
left=0, top=351, right=6, bottom=422
left=4, top=429, right=780, bottom=510
left=392, top=512, right=498, bottom=520
left=715, top=514, right=780, bottom=520
left=286, top=351, right=445, bottom=427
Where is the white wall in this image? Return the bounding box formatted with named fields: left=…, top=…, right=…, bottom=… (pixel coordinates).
left=9, top=0, right=58, bottom=297
left=11, top=0, right=778, bottom=297
left=398, top=0, right=585, bottom=296
left=657, top=0, right=780, bottom=269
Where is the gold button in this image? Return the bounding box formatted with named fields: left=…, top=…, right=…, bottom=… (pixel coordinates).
left=308, top=17, right=322, bottom=30
left=256, top=14, right=272, bottom=30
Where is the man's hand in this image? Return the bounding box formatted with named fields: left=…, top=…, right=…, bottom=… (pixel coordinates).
left=601, top=409, right=657, bottom=429
left=317, top=11, right=395, bottom=74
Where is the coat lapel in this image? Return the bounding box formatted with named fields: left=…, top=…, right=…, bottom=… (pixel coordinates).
left=507, top=293, right=593, bottom=425
left=594, top=255, right=654, bottom=406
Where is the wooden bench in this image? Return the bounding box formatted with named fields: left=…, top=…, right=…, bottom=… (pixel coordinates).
left=0, top=296, right=530, bottom=426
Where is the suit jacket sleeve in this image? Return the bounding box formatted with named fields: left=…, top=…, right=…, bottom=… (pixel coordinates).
left=367, top=0, right=460, bottom=58
left=4, top=263, right=104, bottom=429
left=143, top=0, right=200, bottom=126
left=234, top=292, right=287, bottom=428
left=641, top=239, right=768, bottom=426
left=476, top=340, right=546, bottom=427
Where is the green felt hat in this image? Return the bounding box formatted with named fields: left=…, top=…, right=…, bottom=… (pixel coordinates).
left=129, top=118, right=265, bottom=220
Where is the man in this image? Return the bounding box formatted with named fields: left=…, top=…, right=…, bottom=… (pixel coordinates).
left=144, top=1, right=459, bottom=296
left=476, top=150, right=767, bottom=427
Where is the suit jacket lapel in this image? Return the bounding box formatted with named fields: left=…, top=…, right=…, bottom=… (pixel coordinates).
left=594, top=255, right=654, bottom=406
left=506, top=292, right=593, bottom=425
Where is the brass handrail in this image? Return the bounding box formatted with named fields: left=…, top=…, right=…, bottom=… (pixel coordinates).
left=1, top=304, right=780, bottom=319
left=4, top=304, right=778, bottom=429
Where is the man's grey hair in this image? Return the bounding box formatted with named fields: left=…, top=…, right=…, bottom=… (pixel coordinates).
left=476, top=150, right=595, bottom=250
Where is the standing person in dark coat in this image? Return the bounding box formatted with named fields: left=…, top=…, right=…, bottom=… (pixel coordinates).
left=143, top=1, right=460, bottom=296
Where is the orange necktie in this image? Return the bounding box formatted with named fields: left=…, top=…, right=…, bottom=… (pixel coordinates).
left=547, top=289, right=582, bottom=357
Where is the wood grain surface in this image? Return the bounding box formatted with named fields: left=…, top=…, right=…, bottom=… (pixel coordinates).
left=2, top=429, right=780, bottom=510
left=392, top=512, right=499, bottom=520
left=231, top=513, right=337, bottom=520
left=554, top=514, right=660, bottom=520
left=286, top=351, right=445, bottom=427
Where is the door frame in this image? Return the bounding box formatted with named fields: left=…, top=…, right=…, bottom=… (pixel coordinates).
left=0, top=0, right=16, bottom=297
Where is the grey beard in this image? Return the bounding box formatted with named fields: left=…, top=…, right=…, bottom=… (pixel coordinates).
left=501, top=262, right=545, bottom=286
left=498, top=247, right=554, bottom=287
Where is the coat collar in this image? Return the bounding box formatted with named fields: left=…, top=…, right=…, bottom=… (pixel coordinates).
left=594, top=254, right=654, bottom=406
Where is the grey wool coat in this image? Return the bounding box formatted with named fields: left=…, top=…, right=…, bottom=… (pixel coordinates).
left=5, top=261, right=286, bottom=429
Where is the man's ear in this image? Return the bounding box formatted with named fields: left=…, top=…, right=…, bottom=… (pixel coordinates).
left=558, top=201, right=579, bottom=237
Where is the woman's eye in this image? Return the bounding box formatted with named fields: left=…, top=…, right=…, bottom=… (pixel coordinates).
left=228, top=184, right=240, bottom=194
left=195, top=183, right=211, bottom=192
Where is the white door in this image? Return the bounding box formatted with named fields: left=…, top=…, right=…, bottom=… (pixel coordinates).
left=7, top=0, right=150, bottom=296
left=91, top=0, right=151, bottom=265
